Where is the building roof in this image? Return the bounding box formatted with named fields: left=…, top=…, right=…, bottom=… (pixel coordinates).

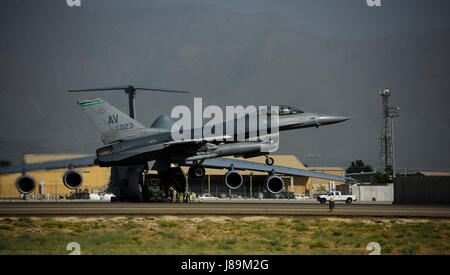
left=307, top=167, right=345, bottom=171
left=346, top=171, right=377, bottom=176
left=417, top=171, right=450, bottom=177
left=24, top=154, right=91, bottom=164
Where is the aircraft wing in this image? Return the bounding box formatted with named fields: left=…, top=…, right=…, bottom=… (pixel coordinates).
left=185, top=157, right=354, bottom=182
left=0, top=156, right=97, bottom=174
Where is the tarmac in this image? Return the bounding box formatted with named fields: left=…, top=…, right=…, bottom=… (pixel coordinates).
left=0, top=200, right=449, bottom=218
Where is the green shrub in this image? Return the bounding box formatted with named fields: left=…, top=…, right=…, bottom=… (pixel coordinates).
left=157, top=220, right=180, bottom=228
left=401, top=245, right=420, bottom=255
left=0, top=235, right=11, bottom=250
left=309, top=240, right=329, bottom=249
left=292, top=223, right=308, bottom=232
left=160, top=230, right=179, bottom=239
left=217, top=238, right=236, bottom=250
left=196, top=224, right=208, bottom=230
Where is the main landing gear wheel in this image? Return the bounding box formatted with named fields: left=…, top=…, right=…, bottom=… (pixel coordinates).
left=188, top=165, right=205, bottom=178
left=265, top=156, right=274, bottom=166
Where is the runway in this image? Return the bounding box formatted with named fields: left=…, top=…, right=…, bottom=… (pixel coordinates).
left=0, top=201, right=449, bottom=217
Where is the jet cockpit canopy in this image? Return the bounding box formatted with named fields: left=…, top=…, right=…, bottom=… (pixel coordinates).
left=278, top=105, right=304, bottom=116
left=257, top=105, right=304, bottom=116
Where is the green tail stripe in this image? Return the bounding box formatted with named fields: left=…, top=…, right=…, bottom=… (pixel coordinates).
left=79, top=100, right=105, bottom=107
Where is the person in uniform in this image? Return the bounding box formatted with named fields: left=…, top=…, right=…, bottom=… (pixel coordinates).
left=170, top=187, right=177, bottom=203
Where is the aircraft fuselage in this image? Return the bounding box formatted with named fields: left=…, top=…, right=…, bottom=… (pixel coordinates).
left=95, top=112, right=349, bottom=167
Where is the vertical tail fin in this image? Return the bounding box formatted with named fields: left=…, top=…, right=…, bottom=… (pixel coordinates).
left=78, top=98, right=148, bottom=144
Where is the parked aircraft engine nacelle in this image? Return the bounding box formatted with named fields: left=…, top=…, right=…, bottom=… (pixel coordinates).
left=265, top=175, right=284, bottom=194
left=224, top=170, right=243, bottom=189
left=63, top=169, right=83, bottom=189
left=15, top=174, right=36, bottom=194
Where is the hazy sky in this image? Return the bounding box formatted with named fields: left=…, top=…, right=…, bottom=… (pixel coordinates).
left=1, top=0, right=448, bottom=171
left=85, top=0, right=450, bottom=39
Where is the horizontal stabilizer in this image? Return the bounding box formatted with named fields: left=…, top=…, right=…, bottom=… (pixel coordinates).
left=68, top=85, right=189, bottom=94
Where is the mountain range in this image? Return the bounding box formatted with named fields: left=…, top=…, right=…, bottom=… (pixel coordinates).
left=0, top=1, right=448, bottom=170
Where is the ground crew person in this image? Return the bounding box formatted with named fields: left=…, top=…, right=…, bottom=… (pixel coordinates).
left=329, top=198, right=335, bottom=212
left=171, top=187, right=177, bottom=203
left=190, top=194, right=193, bottom=202
left=180, top=193, right=183, bottom=203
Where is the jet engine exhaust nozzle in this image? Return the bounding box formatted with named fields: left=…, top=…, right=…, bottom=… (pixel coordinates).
left=63, top=169, right=83, bottom=189
left=265, top=175, right=284, bottom=194
left=15, top=174, right=36, bottom=194
left=224, top=170, right=243, bottom=189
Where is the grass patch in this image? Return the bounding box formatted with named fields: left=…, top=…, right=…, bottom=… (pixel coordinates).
left=401, top=245, right=420, bottom=255
left=291, top=222, right=308, bottom=232
left=216, top=238, right=236, bottom=250
left=309, top=240, right=329, bottom=249
left=0, top=225, right=13, bottom=231
left=160, top=230, right=179, bottom=239
left=196, top=224, right=208, bottom=230
left=0, top=234, right=12, bottom=250
left=0, top=217, right=448, bottom=255
left=15, top=218, right=34, bottom=227
left=331, top=230, right=343, bottom=236
left=124, top=221, right=138, bottom=229
left=156, top=220, right=180, bottom=228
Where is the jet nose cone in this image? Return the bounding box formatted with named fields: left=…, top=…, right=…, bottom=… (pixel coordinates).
left=318, top=115, right=350, bottom=125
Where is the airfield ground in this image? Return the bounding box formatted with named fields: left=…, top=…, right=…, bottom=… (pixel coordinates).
left=0, top=215, right=449, bottom=255
left=1, top=201, right=449, bottom=217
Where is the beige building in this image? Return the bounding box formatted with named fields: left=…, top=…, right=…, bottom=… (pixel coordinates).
left=0, top=154, right=345, bottom=199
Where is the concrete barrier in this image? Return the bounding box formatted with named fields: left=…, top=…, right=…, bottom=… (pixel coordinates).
left=350, top=184, right=394, bottom=202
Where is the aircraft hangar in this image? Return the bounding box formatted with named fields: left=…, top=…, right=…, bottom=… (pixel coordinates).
left=0, top=154, right=345, bottom=200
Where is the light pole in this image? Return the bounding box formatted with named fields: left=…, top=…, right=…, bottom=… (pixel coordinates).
left=389, top=106, right=399, bottom=177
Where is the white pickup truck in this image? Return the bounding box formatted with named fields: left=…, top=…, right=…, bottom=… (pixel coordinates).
left=317, top=191, right=357, bottom=204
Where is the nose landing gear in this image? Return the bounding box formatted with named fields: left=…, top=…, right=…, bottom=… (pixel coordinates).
left=265, top=155, right=274, bottom=166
